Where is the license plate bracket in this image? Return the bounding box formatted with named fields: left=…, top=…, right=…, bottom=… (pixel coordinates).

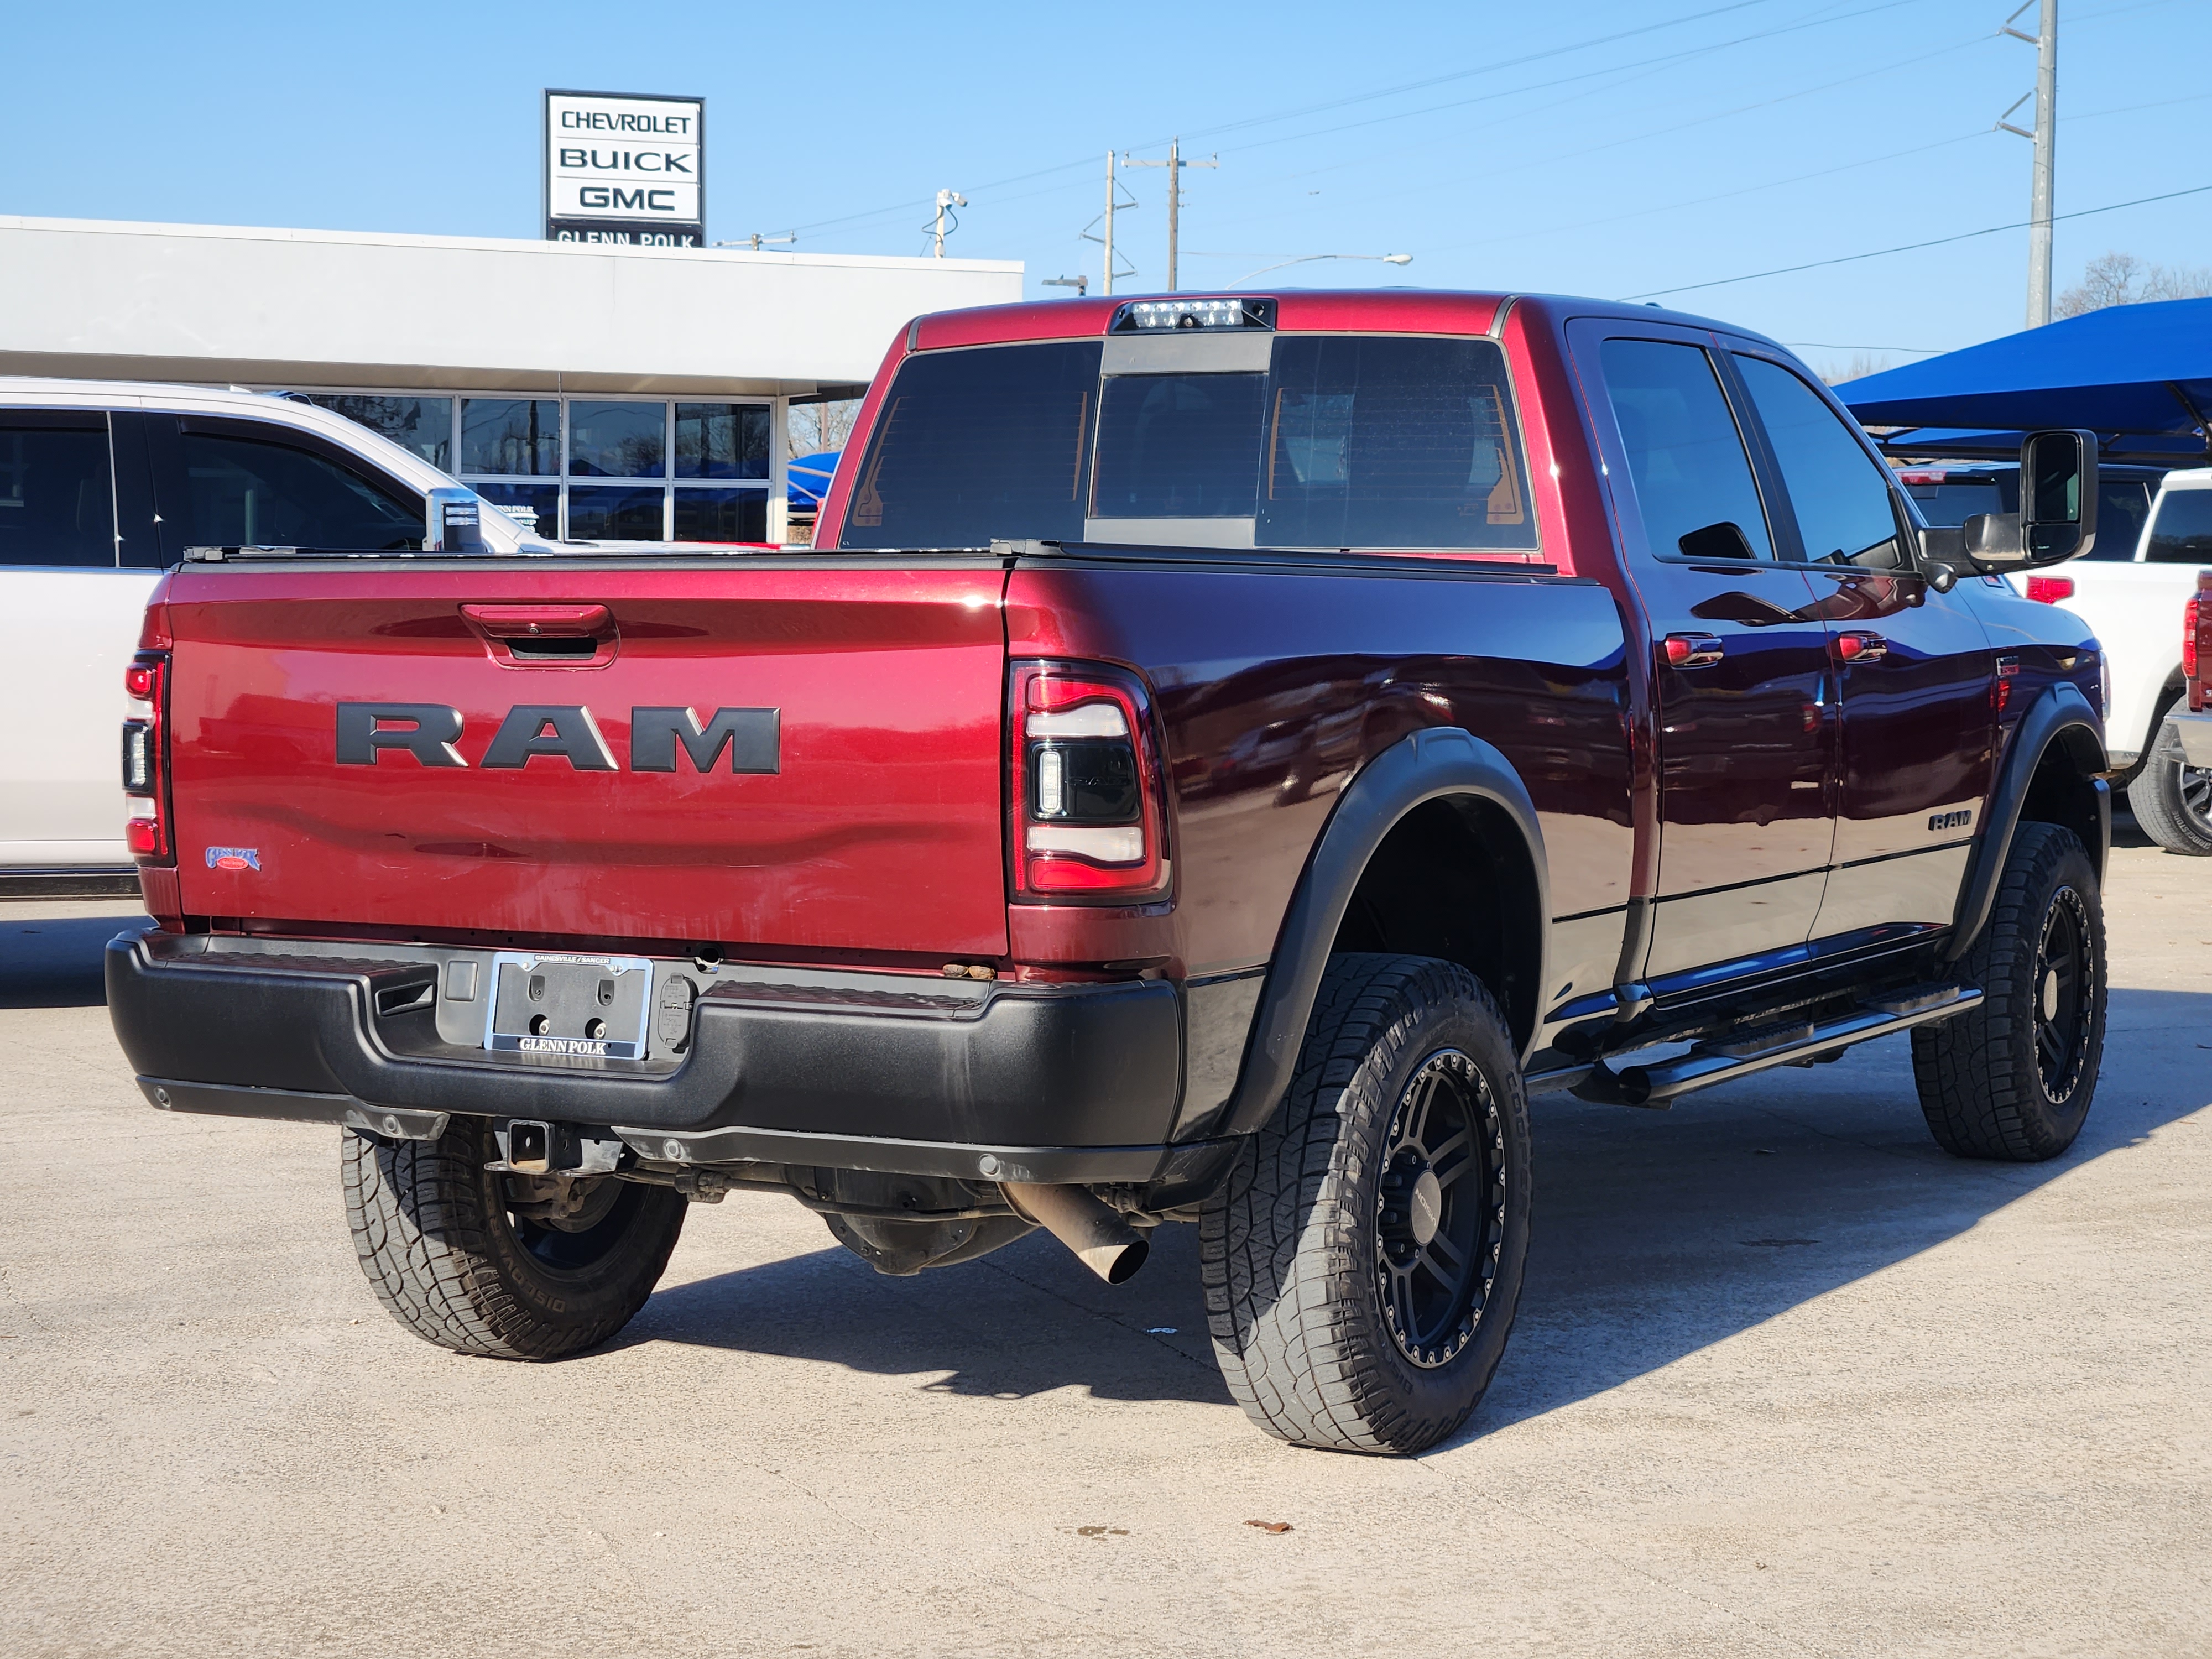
left=483, top=952, right=653, bottom=1060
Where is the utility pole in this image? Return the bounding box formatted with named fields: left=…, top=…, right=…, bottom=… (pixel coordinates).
left=1999, top=0, right=2058, bottom=326
left=1103, top=152, right=1117, bottom=295
left=1124, top=139, right=1217, bottom=291
left=932, top=189, right=967, bottom=259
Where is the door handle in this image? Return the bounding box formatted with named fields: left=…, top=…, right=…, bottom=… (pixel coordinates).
left=460, top=603, right=611, bottom=638
left=1662, top=632, right=1725, bottom=669
left=1834, top=630, right=1888, bottom=663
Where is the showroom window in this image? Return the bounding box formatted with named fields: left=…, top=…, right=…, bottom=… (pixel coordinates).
left=304, top=392, right=775, bottom=542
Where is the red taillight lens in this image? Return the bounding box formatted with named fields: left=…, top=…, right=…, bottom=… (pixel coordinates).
left=2184, top=596, right=2202, bottom=708
left=2026, top=575, right=2074, bottom=604
left=122, top=653, right=173, bottom=864
left=1009, top=660, right=1169, bottom=901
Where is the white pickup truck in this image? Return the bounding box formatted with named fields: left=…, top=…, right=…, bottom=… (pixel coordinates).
left=2016, top=466, right=2212, bottom=853
left=0, top=379, right=544, bottom=895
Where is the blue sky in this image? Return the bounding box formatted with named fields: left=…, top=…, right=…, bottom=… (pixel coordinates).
left=7, top=0, right=2207, bottom=376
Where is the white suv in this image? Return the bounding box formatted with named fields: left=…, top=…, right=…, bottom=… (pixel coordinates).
left=0, top=378, right=540, bottom=894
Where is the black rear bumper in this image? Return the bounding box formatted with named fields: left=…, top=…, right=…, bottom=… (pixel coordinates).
left=107, top=933, right=1213, bottom=1186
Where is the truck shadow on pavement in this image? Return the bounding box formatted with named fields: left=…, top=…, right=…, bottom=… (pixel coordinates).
left=0, top=915, right=149, bottom=1009
left=634, top=985, right=2212, bottom=1436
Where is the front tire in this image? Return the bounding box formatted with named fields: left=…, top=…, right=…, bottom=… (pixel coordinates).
left=2127, top=717, right=2212, bottom=856
left=1911, top=822, right=2107, bottom=1161
left=1199, top=954, right=1532, bottom=1455
left=342, top=1117, right=687, bottom=1359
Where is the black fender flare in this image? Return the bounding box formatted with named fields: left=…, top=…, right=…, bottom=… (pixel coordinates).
left=1219, top=726, right=1550, bottom=1138
left=1945, top=680, right=2109, bottom=963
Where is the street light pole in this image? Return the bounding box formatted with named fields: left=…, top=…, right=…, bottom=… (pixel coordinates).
left=1227, top=252, right=1415, bottom=288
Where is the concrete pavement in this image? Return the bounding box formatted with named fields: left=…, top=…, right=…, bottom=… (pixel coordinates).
left=2, top=839, right=2208, bottom=1657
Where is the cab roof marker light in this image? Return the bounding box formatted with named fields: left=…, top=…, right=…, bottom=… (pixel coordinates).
left=1111, top=297, right=1276, bottom=333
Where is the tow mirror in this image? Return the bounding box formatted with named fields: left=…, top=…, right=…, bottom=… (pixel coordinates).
left=2021, top=427, right=2097, bottom=564
left=1944, top=430, right=2099, bottom=575
left=425, top=486, right=486, bottom=554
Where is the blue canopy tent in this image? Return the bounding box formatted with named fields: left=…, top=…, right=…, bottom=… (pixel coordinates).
left=788, top=450, right=841, bottom=510
left=1837, top=296, right=2212, bottom=466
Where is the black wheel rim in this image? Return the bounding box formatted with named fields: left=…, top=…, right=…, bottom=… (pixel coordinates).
left=2180, top=759, right=2212, bottom=831
left=2033, top=884, right=2095, bottom=1105
left=505, top=1177, right=648, bottom=1272
left=1373, top=1049, right=1505, bottom=1369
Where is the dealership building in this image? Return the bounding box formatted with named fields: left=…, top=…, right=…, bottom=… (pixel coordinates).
left=0, top=214, right=1022, bottom=541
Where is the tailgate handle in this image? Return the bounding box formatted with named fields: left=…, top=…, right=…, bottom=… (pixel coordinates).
left=461, top=603, right=612, bottom=639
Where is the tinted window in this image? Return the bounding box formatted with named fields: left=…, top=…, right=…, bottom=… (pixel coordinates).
left=2146, top=489, right=2212, bottom=565
left=1092, top=373, right=1266, bottom=520
left=674, top=488, right=768, bottom=542
left=569, top=402, right=666, bottom=479
left=2087, top=478, right=2152, bottom=561
left=675, top=404, right=770, bottom=479
left=462, top=399, right=560, bottom=476
left=842, top=341, right=1101, bottom=549
left=1905, top=480, right=2004, bottom=528
left=1259, top=336, right=1535, bottom=550
left=176, top=432, right=420, bottom=550
left=0, top=424, right=114, bottom=568
left=567, top=486, right=664, bottom=540
left=1600, top=340, right=1774, bottom=561
left=309, top=396, right=451, bottom=469
left=1735, top=356, right=1900, bottom=566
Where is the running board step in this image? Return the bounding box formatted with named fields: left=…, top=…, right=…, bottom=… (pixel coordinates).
left=1573, top=983, right=1983, bottom=1108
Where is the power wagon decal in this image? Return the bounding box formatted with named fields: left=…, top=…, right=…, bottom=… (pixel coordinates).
left=334, top=703, right=780, bottom=773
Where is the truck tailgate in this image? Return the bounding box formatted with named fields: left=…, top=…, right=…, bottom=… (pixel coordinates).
left=159, top=562, right=1010, bottom=957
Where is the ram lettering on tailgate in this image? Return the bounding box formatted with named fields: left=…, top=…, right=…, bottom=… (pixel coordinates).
left=333, top=703, right=780, bottom=773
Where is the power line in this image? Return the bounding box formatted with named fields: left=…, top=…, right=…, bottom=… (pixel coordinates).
left=779, top=0, right=1903, bottom=245
left=1782, top=341, right=1948, bottom=354
left=1623, top=179, right=2212, bottom=300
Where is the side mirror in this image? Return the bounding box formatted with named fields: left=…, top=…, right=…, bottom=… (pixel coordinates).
left=425, top=487, right=486, bottom=554
left=1947, top=430, right=2099, bottom=573
left=2021, top=427, right=2097, bottom=564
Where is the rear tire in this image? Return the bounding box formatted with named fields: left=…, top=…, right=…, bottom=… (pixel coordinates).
left=2127, top=718, right=2212, bottom=856
left=1199, top=954, right=1532, bottom=1455
left=342, top=1117, right=686, bottom=1359
left=1911, top=823, right=2107, bottom=1161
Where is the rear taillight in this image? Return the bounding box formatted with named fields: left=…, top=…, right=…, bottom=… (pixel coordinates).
left=1009, top=660, right=1169, bottom=901
left=2026, top=575, right=2074, bottom=604
left=122, top=652, right=172, bottom=863
left=2185, top=585, right=2207, bottom=709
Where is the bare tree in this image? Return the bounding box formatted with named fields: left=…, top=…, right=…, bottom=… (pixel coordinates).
left=2056, top=251, right=2212, bottom=318
left=1820, top=353, right=1892, bottom=387
left=787, top=398, right=861, bottom=459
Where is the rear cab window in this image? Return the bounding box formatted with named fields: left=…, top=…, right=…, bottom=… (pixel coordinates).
left=836, top=331, right=1537, bottom=555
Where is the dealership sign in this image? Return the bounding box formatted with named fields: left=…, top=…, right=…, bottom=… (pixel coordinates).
left=543, top=90, right=705, bottom=248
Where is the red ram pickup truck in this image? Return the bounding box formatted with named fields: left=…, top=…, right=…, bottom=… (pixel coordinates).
left=108, top=291, right=2114, bottom=1455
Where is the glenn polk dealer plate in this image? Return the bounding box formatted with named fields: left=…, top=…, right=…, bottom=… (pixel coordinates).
left=484, top=952, right=653, bottom=1060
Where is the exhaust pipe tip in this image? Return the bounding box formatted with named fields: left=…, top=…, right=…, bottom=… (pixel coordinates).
left=1081, top=1235, right=1150, bottom=1286
left=1000, top=1181, right=1150, bottom=1285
